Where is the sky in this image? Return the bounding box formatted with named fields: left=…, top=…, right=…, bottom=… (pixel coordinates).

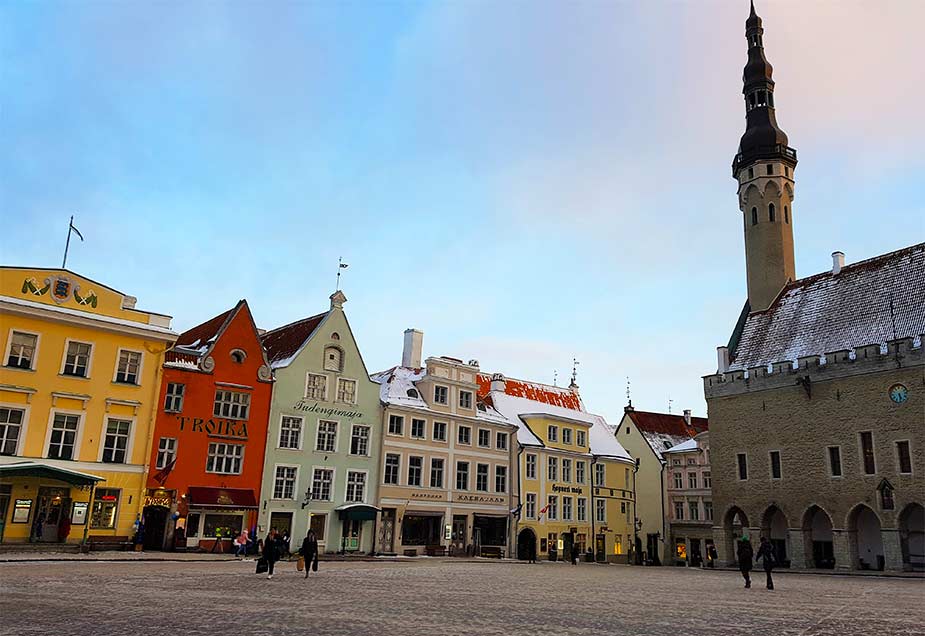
left=2, top=0, right=923, bottom=419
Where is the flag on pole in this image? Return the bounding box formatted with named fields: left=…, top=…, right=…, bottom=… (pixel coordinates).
left=152, top=457, right=176, bottom=485
left=69, top=218, right=84, bottom=241
left=339, top=262, right=349, bottom=269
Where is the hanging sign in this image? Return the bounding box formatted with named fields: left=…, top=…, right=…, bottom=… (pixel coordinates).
left=71, top=502, right=88, bottom=525
left=12, top=499, right=32, bottom=523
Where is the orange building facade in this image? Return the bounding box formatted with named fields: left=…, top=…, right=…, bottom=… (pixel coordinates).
left=143, top=300, right=273, bottom=551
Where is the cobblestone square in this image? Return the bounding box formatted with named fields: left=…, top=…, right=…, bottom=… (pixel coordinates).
left=1, top=560, right=922, bottom=636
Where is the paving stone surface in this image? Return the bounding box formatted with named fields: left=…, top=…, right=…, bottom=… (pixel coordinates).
left=0, top=560, right=922, bottom=636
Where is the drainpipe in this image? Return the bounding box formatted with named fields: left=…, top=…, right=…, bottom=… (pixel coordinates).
left=631, top=457, right=640, bottom=565
left=658, top=459, right=666, bottom=566
left=591, top=455, right=597, bottom=562
left=513, top=442, right=524, bottom=558
left=372, top=403, right=388, bottom=555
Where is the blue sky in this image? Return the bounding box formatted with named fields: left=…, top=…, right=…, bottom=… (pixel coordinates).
left=2, top=1, right=923, bottom=418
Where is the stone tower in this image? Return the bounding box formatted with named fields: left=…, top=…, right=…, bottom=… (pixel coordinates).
left=733, top=1, right=797, bottom=312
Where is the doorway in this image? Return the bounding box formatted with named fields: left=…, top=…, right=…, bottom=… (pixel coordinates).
left=452, top=515, right=467, bottom=555
left=341, top=519, right=361, bottom=552
left=378, top=509, right=396, bottom=553
left=143, top=506, right=169, bottom=550
left=36, top=487, right=70, bottom=542
left=689, top=538, right=702, bottom=566
left=517, top=528, right=537, bottom=561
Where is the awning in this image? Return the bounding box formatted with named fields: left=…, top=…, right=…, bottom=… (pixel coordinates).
left=0, top=461, right=104, bottom=487
left=187, top=487, right=258, bottom=509
left=335, top=503, right=381, bottom=521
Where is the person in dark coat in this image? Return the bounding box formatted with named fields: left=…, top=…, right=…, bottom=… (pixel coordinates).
left=737, top=535, right=754, bottom=588
left=755, top=536, right=777, bottom=590
left=299, top=530, right=320, bottom=579
left=570, top=543, right=580, bottom=566
left=263, top=530, right=280, bottom=579
left=528, top=535, right=537, bottom=563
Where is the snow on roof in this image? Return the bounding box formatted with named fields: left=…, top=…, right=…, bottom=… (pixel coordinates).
left=623, top=409, right=707, bottom=460
left=663, top=438, right=698, bottom=454
left=0, top=294, right=177, bottom=337
left=729, top=242, right=925, bottom=370
left=261, top=311, right=328, bottom=368
left=476, top=374, right=583, bottom=410
left=174, top=305, right=236, bottom=350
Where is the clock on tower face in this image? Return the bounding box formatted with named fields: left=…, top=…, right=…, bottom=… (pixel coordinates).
left=888, top=384, right=908, bottom=404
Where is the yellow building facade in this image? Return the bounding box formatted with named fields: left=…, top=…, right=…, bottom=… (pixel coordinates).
left=0, top=268, right=176, bottom=544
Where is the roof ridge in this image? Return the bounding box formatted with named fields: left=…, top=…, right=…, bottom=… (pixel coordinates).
left=263, top=310, right=329, bottom=335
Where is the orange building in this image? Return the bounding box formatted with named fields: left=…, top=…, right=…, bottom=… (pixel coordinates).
left=143, top=300, right=273, bottom=551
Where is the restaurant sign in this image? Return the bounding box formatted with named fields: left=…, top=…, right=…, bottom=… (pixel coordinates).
left=291, top=400, right=364, bottom=420
left=456, top=494, right=505, bottom=504
left=552, top=484, right=584, bottom=494
left=176, top=416, right=248, bottom=439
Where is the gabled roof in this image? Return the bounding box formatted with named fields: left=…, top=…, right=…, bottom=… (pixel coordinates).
left=174, top=306, right=236, bottom=350
left=663, top=438, right=698, bottom=454
left=729, top=242, right=925, bottom=371
left=623, top=409, right=708, bottom=460
left=476, top=374, right=582, bottom=410
left=261, top=311, right=328, bottom=368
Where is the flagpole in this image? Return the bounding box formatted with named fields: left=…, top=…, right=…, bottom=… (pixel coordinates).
left=62, top=215, right=74, bottom=268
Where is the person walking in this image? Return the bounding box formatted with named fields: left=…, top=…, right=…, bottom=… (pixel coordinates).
left=570, top=543, right=580, bottom=566
left=263, top=530, right=280, bottom=579
left=737, top=535, right=754, bottom=589
left=234, top=529, right=249, bottom=559
left=528, top=535, right=537, bottom=564
left=755, top=536, right=777, bottom=590
left=299, top=530, right=320, bottom=579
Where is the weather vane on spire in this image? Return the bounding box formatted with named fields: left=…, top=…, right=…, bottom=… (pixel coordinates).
left=335, top=257, right=349, bottom=291
left=553, top=370, right=558, bottom=387
left=626, top=376, right=632, bottom=407
left=569, top=358, right=580, bottom=389
left=668, top=396, right=674, bottom=414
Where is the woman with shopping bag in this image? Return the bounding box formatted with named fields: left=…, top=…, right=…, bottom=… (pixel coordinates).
left=299, top=530, right=319, bottom=579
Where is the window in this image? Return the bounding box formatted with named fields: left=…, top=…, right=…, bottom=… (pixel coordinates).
left=562, top=428, right=573, bottom=445
left=703, top=472, right=711, bottom=488
left=689, top=501, right=699, bottom=521
left=751, top=207, right=758, bottom=226
left=230, top=349, right=246, bottom=363
left=563, top=496, right=573, bottom=521
left=336, top=378, right=356, bottom=403
left=526, top=493, right=537, bottom=519
left=115, top=350, right=141, bottom=384
left=625, top=467, right=631, bottom=488
left=274, top=466, right=297, bottom=499
left=6, top=331, right=37, bottom=369
left=206, top=443, right=243, bottom=474
left=784, top=206, right=789, bottom=223
left=621, top=501, right=626, bottom=514
left=279, top=416, right=303, bottom=449
left=737, top=453, right=748, bottom=480
left=456, top=461, right=469, bottom=490
left=388, top=414, right=403, bottom=436
left=674, top=501, right=684, bottom=520
left=594, top=463, right=605, bottom=486
left=311, top=468, right=334, bottom=501
left=346, top=471, right=366, bottom=502
left=476, top=463, right=489, bottom=491
left=434, top=385, right=448, bottom=405
left=430, top=458, right=444, bottom=488
left=577, top=497, right=587, bottom=522
left=687, top=458, right=697, bottom=465
left=525, top=454, right=537, bottom=479
left=459, top=390, right=472, bottom=409
left=407, top=456, right=423, bottom=486
left=156, top=437, right=177, bottom=469
left=213, top=390, right=250, bottom=420
left=576, top=430, right=586, bottom=448
left=48, top=413, right=79, bottom=460
left=316, top=420, right=337, bottom=452
left=770, top=451, right=782, bottom=479
left=477, top=429, right=490, bottom=448
left=63, top=341, right=91, bottom=377
left=411, top=418, right=426, bottom=439
left=860, top=432, right=876, bottom=474
left=350, top=425, right=369, bottom=456
left=496, top=432, right=508, bottom=450
left=101, top=419, right=131, bottom=463
left=596, top=499, right=606, bottom=523
left=305, top=373, right=327, bottom=400
left=547, top=457, right=558, bottom=481
left=323, top=346, right=342, bottom=372
left=784, top=166, right=790, bottom=177
left=457, top=425, right=471, bottom=445
left=828, top=446, right=843, bottom=477
left=90, top=489, right=120, bottom=529
left=704, top=501, right=714, bottom=521
left=0, top=407, right=24, bottom=455
left=495, top=466, right=507, bottom=493
left=562, top=458, right=572, bottom=483
left=547, top=496, right=558, bottom=520
left=688, top=472, right=697, bottom=489
left=384, top=454, right=400, bottom=485
left=897, top=441, right=912, bottom=474
left=309, top=514, right=326, bottom=540
left=768, top=203, right=776, bottom=223
left=164, top=383, right=185, bottom=412
left=766, top=164, right=773, bottom=175
left=880, top=482, right=895, bottom=511
left=672, top=459, right=681, bottom=466
left=547, top=425, right=558, bottom=442
left=576, top=461, right=586, bottom=484
left=433, top=421, right=447, bottom=441
left=748, top=167, right=754, bottom=179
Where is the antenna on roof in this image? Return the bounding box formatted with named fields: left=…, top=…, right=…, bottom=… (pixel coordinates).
left=553, top=370, right=558, bottom=386
left=626, top=376, right=632, bottom=408
left=569, top=358, right=580, bottom=389
left=335, top=257, right=349, bottom=291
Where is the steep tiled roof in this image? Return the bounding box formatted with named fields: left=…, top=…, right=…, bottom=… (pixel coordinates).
left=174, top=305, right=236, bottom=349
left=729, top=243, right=925, bottom=370
left=476, top=374, right=582, bottom=411
left=261, top=312, right=328, bottom=368
left=625, top=409, right=708, bottom=460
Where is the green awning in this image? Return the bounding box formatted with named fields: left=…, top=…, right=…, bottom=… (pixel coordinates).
left=0, top=461, right=104, bottom=487
left=335, top=503, right=380, bottom=521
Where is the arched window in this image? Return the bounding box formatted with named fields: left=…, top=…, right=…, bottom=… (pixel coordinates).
left=751, top=208, right=758, bottom=226
left=323, top=346, right=343, bottom=372
left=330, top=332, right=340, bottom=341
left=784, top=206, right=789, bottom=224
left=230, top=349, right=246, bottom=364
left=769, top=203, right=776, bottom=223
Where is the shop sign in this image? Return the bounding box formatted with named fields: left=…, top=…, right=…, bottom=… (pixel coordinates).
left=552, top=484, right=583, bottom=494
left=456, top=494, right=505, bottom=504
left=71, top=502, right=88, bottom=525
left=291, top=400, right=364, bottom=420
left=176, top=416, right=248, bottom=439
left=12, top=499, right=32, bottom=523
left=411, top=492, right=445, bottom=500
left=145, top=495, right=173, bottom=508
left=444, top=524, right=452, bottom=541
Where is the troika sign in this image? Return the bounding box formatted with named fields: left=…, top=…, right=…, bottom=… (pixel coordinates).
left=175, top=416, right=248, bottom=439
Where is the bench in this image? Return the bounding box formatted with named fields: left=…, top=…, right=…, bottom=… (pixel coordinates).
left=87, top=535, right=134, bottom=551
left=425, top=545, right=447, bottom=557
left=479, top=546, right=503, bottom=559
left=403, top=548, right=418, bottom=557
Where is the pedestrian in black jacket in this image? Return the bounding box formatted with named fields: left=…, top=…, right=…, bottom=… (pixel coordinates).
left=263, top=530, right=280, bottom=579
left=755, top=536, right=777, bottom=590
left=737, top=536, right=754, bottom=588
left=299, top=530, right=320, bottom=579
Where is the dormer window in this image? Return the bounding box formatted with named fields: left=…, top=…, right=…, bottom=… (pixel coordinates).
left=230, top=349, right=246, bottom=364
left=323, top=346, right=343, bottom=372
left=406, top=388, right=419, bottom=399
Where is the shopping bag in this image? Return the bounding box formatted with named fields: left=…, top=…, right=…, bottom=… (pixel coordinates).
left=256, top=558, right=269, bottom=574
left=297, top=556, right=305, bottom=572
left=312, top=557, right=318, bottom=572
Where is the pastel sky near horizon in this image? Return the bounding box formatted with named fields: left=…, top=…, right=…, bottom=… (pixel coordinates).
left=2, top=1, right=923, bottom=419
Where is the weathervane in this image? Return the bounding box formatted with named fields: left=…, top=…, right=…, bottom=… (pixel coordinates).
left=335, top=257, right=349, bottom=291
left=668, top=396, right=673, bottom=414
left=553, top=370, right=558, bottom=386
left=569, top=358, right=580, bottom=388
left=626, top=376, right=632, bottom=407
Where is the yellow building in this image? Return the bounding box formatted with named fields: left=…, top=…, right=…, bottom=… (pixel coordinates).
left=483, top=374, right=635, bottom=563
left=0, top=268, right=176, bottom=544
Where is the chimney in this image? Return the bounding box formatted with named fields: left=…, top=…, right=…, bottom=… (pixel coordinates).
left=717, top=346, right=730, bottom=373
left=490, top=373, right=506, bottom=393
left=832, top=251, right=845, bottom=275
left=121, top=295, right=137, bottom=310
left=467, top=359, right=480, bottom=368
left=402, top=329, right=423, bottom=368
left=683, top=409, right=692, bottom=426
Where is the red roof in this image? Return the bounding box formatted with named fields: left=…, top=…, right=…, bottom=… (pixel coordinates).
left=174, top=304, right=237, bottom=349
left=476, top=374, right=582, bottom=411
left=261, top=311, right=328, bottom=365
left=187, top=486, right=258, bottom=509
left=625, top=409, right=708, bottom=438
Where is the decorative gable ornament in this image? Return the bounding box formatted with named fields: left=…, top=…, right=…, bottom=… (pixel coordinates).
left=329, top=290, right=347, bottom=310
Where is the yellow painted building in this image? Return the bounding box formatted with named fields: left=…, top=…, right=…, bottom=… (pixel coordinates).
left=0, top=267, right=176, bottom=544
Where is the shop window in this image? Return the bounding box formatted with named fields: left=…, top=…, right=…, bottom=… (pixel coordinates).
left=346, top=471, right=366, bottom=502
left=164, top=383, right=185, bottom=412
left=337, top=378, right=356, bottom=403
left=350, top=425, right=369, bottom=456
left=213, top=390, right=250, bottom=420
left=0, top=407, right=25, bottom=456
left=206, top=443, right=243, bottom=474
left=62, top=341, right=91, bottom=377
left=432, top=421, right=447, bottom=441
left=115, top=350, right=141, bottom=384
left=48, top=413, right=80, bottom=460
left=676, top=540, right=687, bottom=560
left=305, top=373, right=327, bottom=400
left=91, top=489, right=120, bottom=529
left=6, top=331, right=37, bottom=369
left=203, top=513, right=243, bottom=538
left=323, top=346, right=343, bottom=372
left=279, top=416, right=303, bottom=450
left=156, top=437, right=177, bottom=469
left=101, top=419, right=131, bottom=463
left=309, top=513, right=327, bottom=541
left=186, top=513, right=200, bottom=538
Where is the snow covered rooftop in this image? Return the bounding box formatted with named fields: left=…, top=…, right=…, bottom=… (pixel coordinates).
left=622, top=409, right=708, bottom=460
left=261, top=311, right=328, bottom=368
left=729, top=242, right=925, bottom=371
left=664, top=438, right=698, bottom=454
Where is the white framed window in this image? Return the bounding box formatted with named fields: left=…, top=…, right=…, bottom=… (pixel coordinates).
left=411, top=418, right=426, bottom=439
left=577, top=497, right=587, bottom=522
left=547, top=425, right=558, bottom=442
left=408, top=456, right=423, bottom=487
left=316, top=420, right=338, bottom=452
left=5, top=331, right=38, bottom=370
left=213, top=390, right=250, bottom=420
left=548, top=457, right=558, bottom=481
left=459, top=390, right=472, bottom=409
left=689, top=501, right=700, bottom=521
left=336, top=378, right=357, bottom=404
left=48, top=413, right=80, bottom=460
left=350, top=425, right=369, bottom=456
left=430, top=458, right=444, bottom=488
left=456, top=461, right=469, bottom=490
left=433, top=421, right=447, bottom=441
left=91, top=488, right=120, bottom=529
left=547, top=495, right=558, bottom=520
left=311, top=468, right=334, bottom=501
left=279, top=416, right=303, bottom=449
left=388, top=414, right=404, bottom=436
left=495, top=465, right=507, bottom=493
left=674, top=501, right=684, bottom=520
left=346, top=471, right=367, bottom=502
left=206, top=443, right=243, bottom=474
left=114, top=349, right=142, bottom=384
left=496, top=432, right=508, bottom=451
left=525, top=493, right=537, bottom=519
left=457, top=425, right=471, bottom=445
left=434, top=385, right=448, bottom=405
left=0, top=406, right=25, bottom=456
left=156, top=437, right=177, bottom=469
left=525, top=454, right=537, bottom=479
left=164, top=383, right=185, bottom=412
left=384, top=454, right=400, bottom=485
left=576, top=461, right=586, bottom=484
left=563, top=496, right=573, bottom=521
left=673, top=472, right=683, bottom=489
left=562, top=428, right=572, bottom=445
left=476, top=463, right=489, bottom=491
left=596, top=499, right=606, bottom=523
left=101, top=418, right=131, bottom=463
left=61, top=340, right=92, bottom=377
left=477, top=429, right=490, bottom=448
left=576, top=430, right=586, bottom=448
left=305, top=373, right=327, bottom=400
left=562, top=458, right=572, bottom=483
left=594, top=463, right=605, bottom=486
left=273, top=465, right=298, bottom=499
left=323, top=346, right=343, bottom=372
